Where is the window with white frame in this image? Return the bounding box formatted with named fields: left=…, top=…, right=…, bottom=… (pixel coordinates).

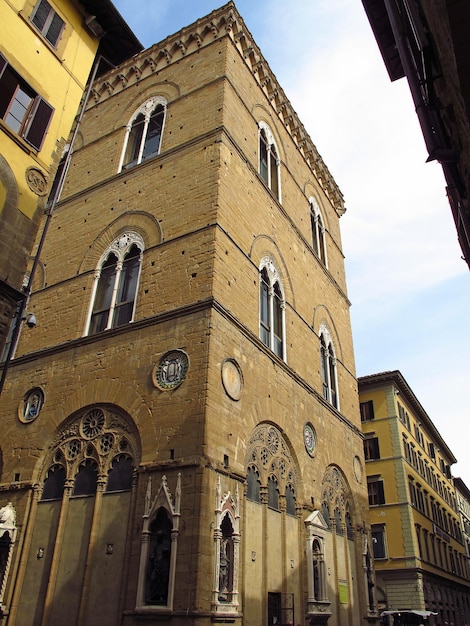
left=86, top=232, right=143, bottom=336
left=310, top=198, right=327, bottom=266
left=119, top=97, right=166, bottom=171
left=319, top=326, right=338, bottom=409
left=259, top=257, right=285, bottom=360
left=0, top=54, right=54, bottom=150
left=258, top=122, right=280, bottom=200
left=31, top=0, right=65, bottom=48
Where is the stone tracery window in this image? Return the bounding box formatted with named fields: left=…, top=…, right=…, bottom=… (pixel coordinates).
left=310, top=197, right=327, bottom=266
left=259, top=257, right=286, bottom=360
left=258, top=122, right=280, bottom=200
left=86, top=232, right=144, bottom=336
left=119, top=97, right=166, bottom=171
left=245, top=424, right=297, bottom=513
left=39, top=406, right=139, bottom=500
left=321, top=465, right=352, bottom=538
left=319, top=325, right=339, bottom=409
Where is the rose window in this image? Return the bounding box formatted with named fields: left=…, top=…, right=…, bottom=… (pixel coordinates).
left=81, top=409, right=105, bottom=439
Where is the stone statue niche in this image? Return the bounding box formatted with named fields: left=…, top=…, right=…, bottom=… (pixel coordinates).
left=146, top=507, right=172, bottom=605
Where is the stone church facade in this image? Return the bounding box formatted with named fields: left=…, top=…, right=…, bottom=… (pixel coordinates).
left=0, top=3, right=377, bottom=625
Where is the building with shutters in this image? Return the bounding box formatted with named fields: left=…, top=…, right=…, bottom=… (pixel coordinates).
left=0, top=0, right=141, bottom=362
left=0, top=4, right=378, bottom=625
left=359, top=370, right=470, bottom=625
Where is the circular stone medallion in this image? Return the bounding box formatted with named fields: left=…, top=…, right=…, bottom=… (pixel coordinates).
left=153, top=350, right=189, bottom=390
left=303, top=423, right=316, bottom=457
left=19, top=387, right=44, bottom=423
left=221, top=358, right=243, bottom=400
left=353, top=455, right=363, bottom=483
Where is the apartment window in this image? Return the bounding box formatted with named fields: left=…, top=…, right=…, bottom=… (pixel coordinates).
left=360, top=400, right=374, bottom=422
left=259, top=258, right=285, bottom=359
left=31, top=0, right=65, bottom=47
left=371, top=525, right=386, bottom=559
left=428, top=442, right=436, bottom=459
left=367, top=477, right=385, bottom=506
left=320, top=327, right=338, bottom=409
left=258, top=122, right=280, bottom=200
left=119, top=97, right=166, bottom=171
left=86, top=233, right=143, bottom=335
left=0, top=55, right=54, bottom=150
left=364, top=437, right=380, bottom=461
left=310, top=197, right=327, bottom=266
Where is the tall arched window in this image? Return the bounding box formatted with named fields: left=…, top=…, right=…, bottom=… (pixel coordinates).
left=310, top=197, right=327, bottom=266
left=258, top=122, right=280, bottom=200
left=87, top=232, right=144, bottom=336
left=119, top=97, right=166, bottom=171
left=259, top=257, right=285, bottom=360
left=320, top=326, right=338, bottom=409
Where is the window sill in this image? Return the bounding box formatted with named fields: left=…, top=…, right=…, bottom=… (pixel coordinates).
left=0, top=120, right=34, bottom=155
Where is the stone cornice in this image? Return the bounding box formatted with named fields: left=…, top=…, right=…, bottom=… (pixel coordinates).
left=88, top=2, right=345, bottom=215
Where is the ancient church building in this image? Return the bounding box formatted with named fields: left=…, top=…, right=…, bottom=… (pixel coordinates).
left=0, top=3, right=377, bottom=625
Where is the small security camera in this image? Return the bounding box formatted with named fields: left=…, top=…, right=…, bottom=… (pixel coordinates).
left=24, top=313, right=37, bottom=328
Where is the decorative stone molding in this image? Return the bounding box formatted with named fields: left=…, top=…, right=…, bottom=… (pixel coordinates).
left=25, top=167, right=48, bottom=196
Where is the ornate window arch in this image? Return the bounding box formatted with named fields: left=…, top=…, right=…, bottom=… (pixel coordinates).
left=259, top=257, right=286, bottom=360
left=258, top=122, right=281, bottom=201
left=212, top=476, right=240, bottom=615
left=119, top=96, right=167, bottom=171
left=319, top=325, right=339, bottom=409
left=85, top=232, right=144, bottom=336
left=136, top=474, right=181, bottom=611
left=245, top=424, right=298, bottom=514
left=321, top=466, right=352, bottom=537
left=309, top=197, right=327, bottom=266
left=39, top=406, right=140, bottom=500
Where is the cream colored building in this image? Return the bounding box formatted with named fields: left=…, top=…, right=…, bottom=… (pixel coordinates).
left=359, top=371, right=470, bottom=626
left=0, top=0, right=141, bottom=361
left=0, top=4, right=377, bottom=625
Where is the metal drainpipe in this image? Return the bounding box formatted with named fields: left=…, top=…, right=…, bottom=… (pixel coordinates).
left=0, top=55, right=114, bottom=395
left=383, top=0, right=445, bottom=160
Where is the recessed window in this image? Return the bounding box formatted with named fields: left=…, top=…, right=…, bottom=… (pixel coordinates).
left=320, top=327, right=338, bottom=409
left=360, top=400, right=374, bottom=421
left=119, top=97, right=166, bottom=171
left=364, top=437, right=380, bottom=461
left=372, top=525, right=387, bottom=559
left=259, top=258, right=285, bottom=360
left=367, top=478, right=385, bottom=506
left=258, top=122, right=280, bottom=200
left=31, top=0, right=65, bottom=48
left=247, top=466, right=260, bottom=502
left=310, top=197, right=327, bottom=266
left=87, top=233, right=143, bottom=335
left=0, top=54, right=54, bottom=150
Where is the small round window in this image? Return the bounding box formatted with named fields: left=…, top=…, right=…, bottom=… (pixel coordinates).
left=19, top=387, right=44, bottom=423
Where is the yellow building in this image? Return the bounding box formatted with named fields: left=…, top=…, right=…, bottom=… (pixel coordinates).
left=359, top=371, right=470, bottom=625
left=0, top=4, right=378, bottom=625
left=0, top=0, right=141, bottom=360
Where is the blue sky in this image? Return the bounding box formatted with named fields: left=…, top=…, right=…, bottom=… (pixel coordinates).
left=113, top=0, right=470, bottom=479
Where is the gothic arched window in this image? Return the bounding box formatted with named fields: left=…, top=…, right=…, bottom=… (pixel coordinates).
left=259, top=258, right=285, bottom=360
left=286, top=484, right=296, bottom=516
left=106, top=455, right=133, bottom=492
left=320, top=327, right=338, bottom=409
left=310, top=197, right=327, bottom=266
left=73, top=460, right=98, bottom=496
left=259, top=123, right=280, bottom=200
left=247, top=466, right=260, bottom=503
left=119, top=97, right=166, bottom=171
left=87, top=233, right=144, bottom=336
left=42, top=464, right=66, bottom=500
left=267, top=476, right=279, bottom=510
